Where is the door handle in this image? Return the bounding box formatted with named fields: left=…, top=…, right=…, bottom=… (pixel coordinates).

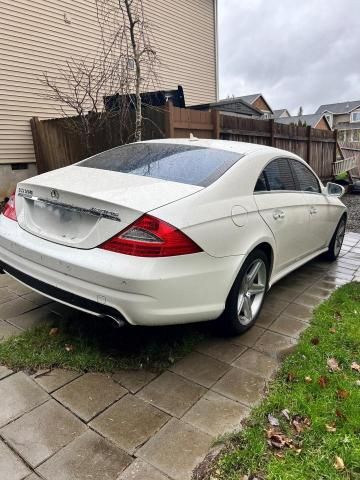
left=273, top=209, right=285, bottom=220
left=310, top=207, right=318, bottom=215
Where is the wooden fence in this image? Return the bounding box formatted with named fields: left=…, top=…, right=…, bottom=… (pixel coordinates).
left=31, top=105, right=168, bottom=174
left=31, top=103, right=339, bottom=180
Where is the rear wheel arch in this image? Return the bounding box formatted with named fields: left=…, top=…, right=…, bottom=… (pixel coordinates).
left=254, top=242, right=274, bottom=281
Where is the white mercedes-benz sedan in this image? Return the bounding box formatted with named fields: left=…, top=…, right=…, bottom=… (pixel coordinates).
left=0, top=139, right=346, bottom=334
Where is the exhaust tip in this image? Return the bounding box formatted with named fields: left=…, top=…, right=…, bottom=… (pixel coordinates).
left=105, top=315, right=127, bottom=329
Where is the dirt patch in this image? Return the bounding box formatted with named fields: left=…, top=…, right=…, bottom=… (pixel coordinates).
left=342, top=193, right=360, bottom=233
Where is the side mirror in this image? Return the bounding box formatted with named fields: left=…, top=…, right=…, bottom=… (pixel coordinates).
left=325, top=182, right=345, bottom=198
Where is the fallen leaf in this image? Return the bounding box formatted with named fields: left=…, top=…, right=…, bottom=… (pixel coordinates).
left=292, top=415, right=311, bottom=433
left=329, top=328, right=337, bottom=334
left=325, top=424, right=337, bottom=432
left=275, top=452, right=284, bottom=459
left=281, top=409, right=291, bottom=421
left=268, top=414, right=280, bottom=426
left=311, top=337, right=320, bottom=345
left=327, top=358, right=341, bottom=372
left=49, top=328, right=59, bottom=336
left=335, top=409, right=346, bottom=419
left=351, top=362, right=360, bottom=373
left=337, top=389, right=350, bottom=400
left=318, top=376, right=329, bottom=388
left=334, top=311, right=342, bottom=321
left=305, top=376, right=312, bottom=383
left=286, top=372, right=296, bottom=382
left=268, top=433, right=286, bottom=449
left=334, top=455, right=345, bottom=471
left=65, top=344, right=75, bottom=352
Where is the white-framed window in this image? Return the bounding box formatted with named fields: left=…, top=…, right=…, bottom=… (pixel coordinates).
left=324, top=113, right=333, bottom=128
left=338, top=130, right=345, bottom=142
left=262, top=113, right=270, bottom=119
left=352, top=129, right=360, bottom=142
left=350, top=111, right=360, bottom=123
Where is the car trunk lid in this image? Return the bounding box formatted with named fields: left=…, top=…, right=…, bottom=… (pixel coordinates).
left=16, top=165, right=202, bottom=249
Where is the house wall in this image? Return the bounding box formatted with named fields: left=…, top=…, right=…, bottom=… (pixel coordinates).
left=333, top=113, right=350, bottom=126
left=252, top=97, right=271, bottom=113
left=0, top=0, right=217, bottom=198
left=315, top=117, right=331, bottom=131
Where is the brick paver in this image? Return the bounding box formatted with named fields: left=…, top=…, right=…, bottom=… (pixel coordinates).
left=137, top=371, right=206, bottom=417
left=137, top=418, right=213, bottom=480
left=53, top=373, right=127, bottom=422
left=0, top=232, right=359, bottom=480
left=90, top=394, right=169, bottom=454
left=36, top=430, right=131, bottom=480
left=1, top=399, right=87, bottom=467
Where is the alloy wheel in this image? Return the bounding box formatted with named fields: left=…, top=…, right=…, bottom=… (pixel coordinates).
left=237, top=258, right=267, bottom=326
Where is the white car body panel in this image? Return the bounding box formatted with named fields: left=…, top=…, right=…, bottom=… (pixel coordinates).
left=0, top=139, right=347, bottom=327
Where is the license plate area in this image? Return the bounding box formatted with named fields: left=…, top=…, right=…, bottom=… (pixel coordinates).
left=26, top=199, right=99, bottom=241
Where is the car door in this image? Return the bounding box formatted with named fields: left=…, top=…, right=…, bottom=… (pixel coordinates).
left=254, top=158, right=309, bottom=274
left=289, top=159, right=334, bottom=252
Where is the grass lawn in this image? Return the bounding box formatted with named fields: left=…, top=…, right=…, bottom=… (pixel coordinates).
left=0, top=313, right=204, bottom=372
left=205, top=282, right=360, bottom=480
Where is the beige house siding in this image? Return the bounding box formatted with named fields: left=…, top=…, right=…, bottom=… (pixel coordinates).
left=0, top=0, right=217, bottom=196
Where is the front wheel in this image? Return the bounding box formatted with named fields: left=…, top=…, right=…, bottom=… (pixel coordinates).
left=220, top=249, right=269, bottom=336
left=325, top=216, right=346, bottom=261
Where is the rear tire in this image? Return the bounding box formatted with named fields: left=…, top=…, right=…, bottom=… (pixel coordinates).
left=325, top=216, right=346, bottom=261
left=220, top=248, right=269, bottom=336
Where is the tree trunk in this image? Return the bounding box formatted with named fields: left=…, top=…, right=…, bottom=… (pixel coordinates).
left=124, top=0, right=142, bottom=142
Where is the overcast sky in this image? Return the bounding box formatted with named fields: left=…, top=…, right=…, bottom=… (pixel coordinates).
left=218, top=0, right=360, bottom=114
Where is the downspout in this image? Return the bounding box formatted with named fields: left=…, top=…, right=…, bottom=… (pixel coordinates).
left=214, top=0, right=219, bottom=101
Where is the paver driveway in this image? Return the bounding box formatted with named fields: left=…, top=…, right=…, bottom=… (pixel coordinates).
left=0, top=232, right=360, bottom=480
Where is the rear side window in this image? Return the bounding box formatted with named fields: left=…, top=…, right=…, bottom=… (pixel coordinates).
left=79, top=143, right=242, bottom=187
left=254, top=172, right=267, bottom=192
left=263, top=159, right=296, bottom=191
left=290, top=160, right=321, bottom=193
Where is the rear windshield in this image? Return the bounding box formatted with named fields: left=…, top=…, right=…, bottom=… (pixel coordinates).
left=78, top=143, right=242, bottom=187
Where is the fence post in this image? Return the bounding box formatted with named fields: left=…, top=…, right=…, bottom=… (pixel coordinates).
left=333, top=129, right=338, bottom=165
left=270, top=119, right=275, bottom=146
left=306, top=125, right=312, bottom=164
left=165, top=101, right=175, bottom=138
left=30, top=117, right=45, bottom=174
left=211, top=109, right=220, bottom=139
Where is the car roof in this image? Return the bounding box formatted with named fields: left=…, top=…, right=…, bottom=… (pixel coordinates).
left=142, top=138, right=299, bottom=158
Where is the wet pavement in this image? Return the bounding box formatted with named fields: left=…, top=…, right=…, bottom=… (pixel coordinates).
left=0, top=232, right=359, bottom=480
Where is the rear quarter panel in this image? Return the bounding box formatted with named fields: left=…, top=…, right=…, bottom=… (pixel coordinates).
left=151, top=150, right=277, bottom=258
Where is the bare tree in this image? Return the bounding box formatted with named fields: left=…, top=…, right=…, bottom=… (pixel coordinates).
left=40, top=0, right=159, bottom=150
left=99, top=0, right=159, bottom=141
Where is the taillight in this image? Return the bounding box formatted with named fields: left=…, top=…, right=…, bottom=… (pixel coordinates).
left=100, top=214, right=202, bottom=257
left=2, top=193, right=17, bottom=221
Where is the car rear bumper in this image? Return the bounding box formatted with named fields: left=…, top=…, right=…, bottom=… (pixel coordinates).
left=0, top=216, right=243, bottom=326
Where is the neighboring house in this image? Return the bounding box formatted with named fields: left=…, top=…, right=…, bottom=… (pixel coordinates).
left=272, top=109, right=290, bottom=119
left=191, top=97, right=263, bottom=118
left=275, top=113, right=332, bottom=131
left=0, top=0, right=218, bottom=198
left=316, top=100, right=360, bottom=142
left=237, top=93, right=274, bottom=118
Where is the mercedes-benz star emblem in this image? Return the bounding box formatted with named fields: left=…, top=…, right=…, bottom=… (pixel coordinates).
left=50, top=189, right=59, bottom=200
